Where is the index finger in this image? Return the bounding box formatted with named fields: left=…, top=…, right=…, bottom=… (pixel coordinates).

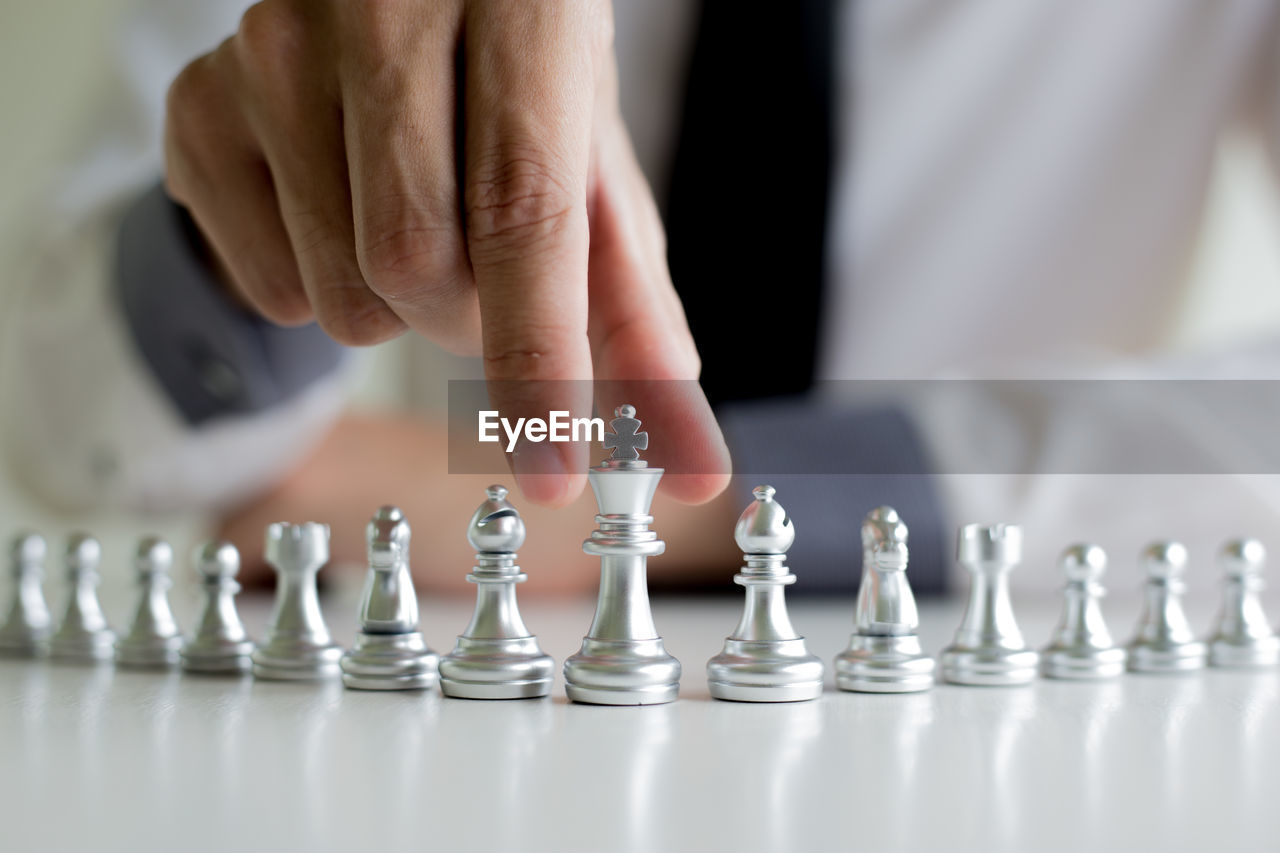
left=462, top=0, right=605, bottom=506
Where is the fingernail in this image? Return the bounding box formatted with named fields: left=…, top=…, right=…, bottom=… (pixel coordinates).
left=512, top=441, right=572, bottom=505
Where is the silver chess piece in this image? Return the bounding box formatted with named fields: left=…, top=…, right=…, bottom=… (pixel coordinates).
left=115, top=536, right=184, bottom=667
left=182, top=541, right=255, bottom=674
left=564, top=405, right=681, bottom=705
left=252, top=522, right=343, bottom=680
left=341, top=506, right=440, bottom=690
left=440, top=486, right=555, bottom=699
left=834, top=506, right=936, bottom=692
left=1207, top=538, right=1280, bottom=668
left=940, top=523, right=1039, bottom=685
left=0, top=532, right=52, bottom=656
left=1040, top=544, right=1127, bottom=679
left=706, top=486, right=824, bottom=702
left=1127, top=541, right=1208, bottom=673
left=48, top=533, right=116, bottom=662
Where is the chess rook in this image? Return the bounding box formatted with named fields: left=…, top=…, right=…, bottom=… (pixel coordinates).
left=706, top=486, right=824, bottom=702
left=182, top=541, right=255, bottom=674
left=340, top=506, right=440, bottom=690
left=48, top=533, right=115, bottom=662
left=252, top=522, right=343, bottom=680
left=1040, top=544, right=1126, bottom=679
left=1127, top=541, right=1207, bottom=673
left=940, top=524, right=1039, bottom=686
left=834, top=506, right=935, bottom=692
left=0, top=532, right=52, bottom=657
left=1207, top=538, right=1280, bottom=668
left=564, top=405, right=681, bottom=705
left=115, top=536, right=184, bottom=668
left=440, top=486, right=555, bottom=699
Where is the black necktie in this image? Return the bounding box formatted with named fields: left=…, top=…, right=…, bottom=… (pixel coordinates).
left=666, top=0, right=837, bottom=407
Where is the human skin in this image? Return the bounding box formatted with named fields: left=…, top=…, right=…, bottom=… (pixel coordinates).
left=163, top=0, right=730, bottom=508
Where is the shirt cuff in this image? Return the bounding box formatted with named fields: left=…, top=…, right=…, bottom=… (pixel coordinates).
left=113, top=183, right=347, bottom=426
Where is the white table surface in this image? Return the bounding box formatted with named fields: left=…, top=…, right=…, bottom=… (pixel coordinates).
left=1, top=580, right=1275, bottom=853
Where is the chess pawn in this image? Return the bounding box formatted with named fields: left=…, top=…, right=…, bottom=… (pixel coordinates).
left=1126, top=541, right=1208, bottom=673
left=1207, top=538, right=1280, bottom=668
left=940, top=523, right=1039, bottom=685
left=706, top=486, right=824, bottom=702
left=48, top=533, right=116, bottom=662
left=1040, top=544, right=1127, bottom=679
left=440, top=486, right=555, bottom=699
left=0, top=532, right=52, bottom=656
left=182, top=541, right=255, bottom=674
left=115, top=536, right=184, bottom=667
left=564, top=404, right=681, bottom=705
left=252, top=522, right=343, bottom=680
left=834, top=506, right=935, bottom=692
left=341, top=506, right=440, bottom=690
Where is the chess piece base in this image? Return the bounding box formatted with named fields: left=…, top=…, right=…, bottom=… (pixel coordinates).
left=182, top=641, right=255, bottom=675
left=564, top=637, right=680, bottom=705
left=940, top=646, right=1039, bottom=686
left=835, top=635, right=936, bottom=693
left=706, top=638, right=824, bottom=703
left=1041, top=645, right=1127, bottom=679
left=0, top=630, right=50, bottom=658
left=1210, top=635, right=1280, bottom=668
left=340, top=632, right=439, bottom=691
left=115, top=636, right=184, bottom=668
left=49, top=630, right=115, bottom=663
left=440, top=636, right=554, bottom=699
left=252, top=641, right=343, bottom=681
left=1127, top=640, right=1207, bottom=673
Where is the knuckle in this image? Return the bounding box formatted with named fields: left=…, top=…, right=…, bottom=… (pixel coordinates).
left=466, top=151, right=578, bottom=257
left=357, top=200, right=469, bottom=301
left=231, top=1, right=306, bottom=91
left=313, top=290, right=406, bottom=347
left=252, top=288, right=314, bottom=327
left=482, top=327, right=581, bottom=381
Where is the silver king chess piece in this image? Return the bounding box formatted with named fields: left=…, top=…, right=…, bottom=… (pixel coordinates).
left=564, top=404, right=681, bottom=705
left=1207, top=538, right=1280, bottom=668
left=706, top=485, right=824, bottom=702
left=252, top=522, right=343, bottom=680
left=440, top=486, right=555, bottom=699
left=940, top=523, right=1039, bottom=685
left=1127, top=541, right=1207, bottom=673
left=115, top=536, right=184, bottom=667
left=340, top=506, right=440, bottom=690
left=182, top=541, right=255, bottom=674
left=48, top=533, right=116, bottom=662
left=835, top=506, right=936, bottom=692
left=0, top=532, right=52, bottom=656
left=1040, top=544, right=1126, bottom=679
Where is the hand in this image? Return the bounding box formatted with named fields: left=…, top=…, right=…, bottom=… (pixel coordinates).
left=164, top=0, right=730, bottom=506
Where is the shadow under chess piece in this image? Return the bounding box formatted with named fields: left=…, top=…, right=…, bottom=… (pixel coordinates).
left=1040, top=544, right=1127, bottom=679
left=1127, top=541, right=1207, bottom=673
left=340, top=506, right=440, bottom=690
left=115, top=536, right=184, bottom=668
left=440, top=486, right=555, bottom=699
left=182, top=541, right=256, bottom=674
left=707, top=485, right=824, bottom=702
left=0, top=532, right=52, bottom=657
left=1208, top=538, right=1280, bottom=668
left=835, top=506, right=936, bottom=692
left=940, top=524, right=1039, bottom=686
left=48, top=533, right=115, bottom=663
left=252, top=522, right=343, bottom=680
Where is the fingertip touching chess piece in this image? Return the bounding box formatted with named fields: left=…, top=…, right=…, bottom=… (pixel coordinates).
left=440, top=486, right=555, bottom=699
left=564, top=404, right=681, bottom=705
left=940, top=523, right=1039, bottom=685
left=1040, top=544, right=1126, bottom=679
left=115, top=536, right=184, bottom=668
left=48, top=533, right=115, bottom=663
left=1126, top=541, right=1207, bottom=673
left=1207, top=538, right=1280, bottom=668
left=252, top=522, right=343, bottom=680
left=707, top=486, right=824, bottom=702
left=835, top=506, right=935, bottom=692
left=340, top=506, right=439, bottom=690
left=182, top=541, right=255, bottom=674
left=0, top=532, right=52, bottom=657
